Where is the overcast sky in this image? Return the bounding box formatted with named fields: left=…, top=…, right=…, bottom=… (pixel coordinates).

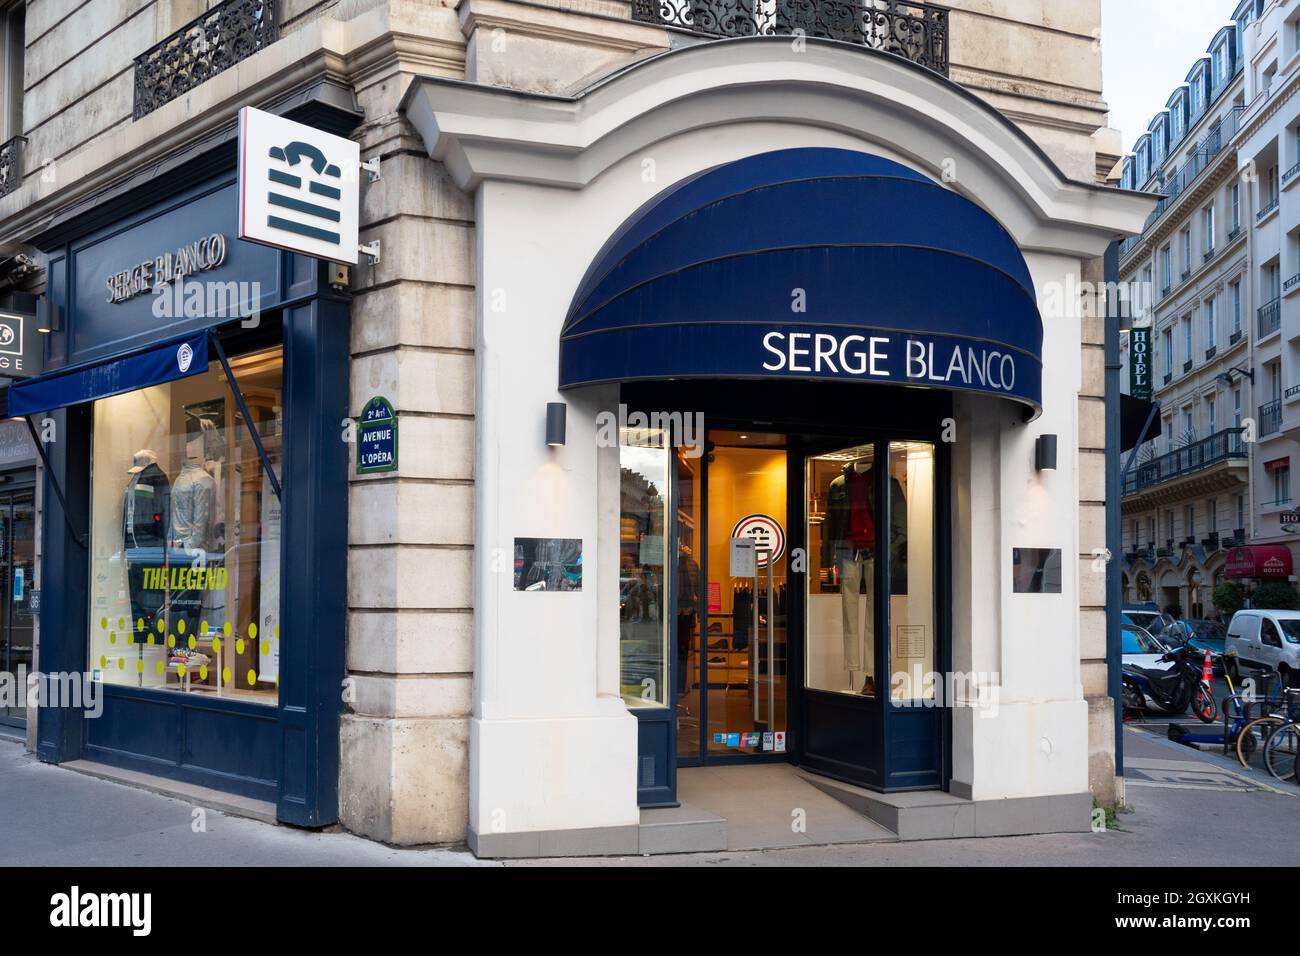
left=1102, top=0, right=1241, bottom=154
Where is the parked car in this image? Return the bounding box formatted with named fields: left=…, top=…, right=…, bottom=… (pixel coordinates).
left=1122, top=623, right=1173, bottom=674
left=1162, top=619, right=1226, bottom=677
left=1224, top=609, right=1300, bottom=687
left=1123, top=608, right=1174, bottom=640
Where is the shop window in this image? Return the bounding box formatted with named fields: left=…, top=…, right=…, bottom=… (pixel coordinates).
left=886, top=441, right=935, bottom=702
left=88, top=345, right=283, bottom=704
left=618, top=430, right=669, bottom=706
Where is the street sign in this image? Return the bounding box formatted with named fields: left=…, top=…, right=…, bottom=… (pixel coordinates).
left=356, top=396, right=398, bottom=474
left=238, top=106, right=360, bottom=264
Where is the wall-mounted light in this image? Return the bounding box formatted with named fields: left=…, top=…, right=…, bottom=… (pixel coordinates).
left=36, top=296, right=59, bottom=334
left=546, top=401, right=567, bottom=447
left=1035, top=434, right=1057, bottom=471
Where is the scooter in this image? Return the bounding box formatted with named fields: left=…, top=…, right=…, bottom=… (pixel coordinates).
left=1122, top=643, right=1217, bottom=723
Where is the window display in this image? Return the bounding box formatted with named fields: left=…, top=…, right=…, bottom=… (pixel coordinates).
left=619, top=431, right=669, bottom=706
left=88, top=345, right=283, bottom=704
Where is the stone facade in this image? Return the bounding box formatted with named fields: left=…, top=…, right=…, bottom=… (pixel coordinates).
left=1, top=0, right=1126, bottom=843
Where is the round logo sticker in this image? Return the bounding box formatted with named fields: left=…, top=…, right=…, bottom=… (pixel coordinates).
left=177, top=342, right=194, bottom=374
left=730, top=513, right=785, bottom=567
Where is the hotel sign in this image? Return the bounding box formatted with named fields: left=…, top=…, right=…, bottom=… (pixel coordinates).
left=238, top=106, right=360, bottom=264
left=1129, top=326, right=1152, bottom=402
left=105, top=234, right=229, bottom=303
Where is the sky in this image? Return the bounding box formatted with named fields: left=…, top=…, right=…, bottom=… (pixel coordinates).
left=1101, top=0, right=1241, bottom=154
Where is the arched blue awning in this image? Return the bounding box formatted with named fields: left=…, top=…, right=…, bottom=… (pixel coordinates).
left=561, top=148, right=1043, bottom=416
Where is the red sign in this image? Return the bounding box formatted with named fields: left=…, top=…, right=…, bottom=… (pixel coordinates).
left=707, top=581, right=722, bottom=614
left=1225, top=545, right=1294, bottom=579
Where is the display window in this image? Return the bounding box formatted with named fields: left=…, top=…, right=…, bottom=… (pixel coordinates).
left=618, top=429, right=669, bottom=706
left=88, top=345, right=283, bottom=704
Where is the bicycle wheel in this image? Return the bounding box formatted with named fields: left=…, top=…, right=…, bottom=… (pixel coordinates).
left=1193, top=684, right=1218, bottom=723
left=1263, top=721, right=1300, bottom=781
left=1235, top=715, right=1284, bottom=771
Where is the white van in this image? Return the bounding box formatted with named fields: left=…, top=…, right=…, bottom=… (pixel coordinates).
left=1224, top=609, right=1300, bottom=686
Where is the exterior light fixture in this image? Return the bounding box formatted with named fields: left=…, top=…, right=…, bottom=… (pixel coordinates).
left=1035, top=434, right=1057, bottom=471
left=36, top=296, right=59, bottom=333
left=546, top=401, right=567, bottom=447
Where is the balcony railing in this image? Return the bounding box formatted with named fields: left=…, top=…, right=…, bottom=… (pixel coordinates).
left=1259, top=297, right=1281, bottom=337
left=1122, top=427, right=1247, bottom=496
left=0, top=135, right=22, bottom=198
left=1287, top=272, right=1300, bottom=294
left=1258, top=195, right=1280, bottom=221
left=1260, top=398, right=1282, bottom=436
left=1230, top=328, right=1242, bottom=345
left=1205, top=345, right=1217, bottom=360
left=133, top=0, right=278, bottom=120
left=630, top=0, right=949, bottom=74
left=1284, top=160, right=1300, bottom=188
left=1286, top=383, right=1300, bottom=399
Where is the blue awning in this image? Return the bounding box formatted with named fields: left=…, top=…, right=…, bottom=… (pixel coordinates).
left=9, top=331, right=208, bottom=417
left=561, top=148, right=1044, bottom=416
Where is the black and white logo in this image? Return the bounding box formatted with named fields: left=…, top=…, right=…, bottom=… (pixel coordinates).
left=0, top=313, right=23, bottom=357
left=177, top=342, right=194, bottom=374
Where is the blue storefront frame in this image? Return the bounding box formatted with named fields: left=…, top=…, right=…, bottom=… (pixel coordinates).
left=29, top=160, right=350, bottom=826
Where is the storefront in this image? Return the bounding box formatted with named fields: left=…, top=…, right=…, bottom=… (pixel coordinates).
left=404, top=37, right=1153, bottom=855
left=0, top=418, right=37, bottom=729
left=19, top=125, right=350, bottom=825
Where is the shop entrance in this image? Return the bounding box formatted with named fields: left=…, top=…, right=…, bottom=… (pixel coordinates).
left=0, top=482, right=35, bottom=726
left=663, top=407, right=946, bottom=791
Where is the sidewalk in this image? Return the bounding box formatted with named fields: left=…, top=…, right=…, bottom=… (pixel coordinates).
left=1, top=728, right=1295, bottom=866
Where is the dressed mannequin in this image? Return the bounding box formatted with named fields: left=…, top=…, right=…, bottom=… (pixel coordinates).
left=821, top=458, right=908, bottom=695
left=123, top=449, right=170, bottom=633
left=169, top=446, right=217, bottom=640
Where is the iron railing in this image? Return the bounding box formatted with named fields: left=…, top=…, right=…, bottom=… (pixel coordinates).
left=1258, top=195, right=1280, bottom=221
left=1259, top=297, right=1281, bottom=338
left=631, top=0, right=949, bottom=75
left=1260, top=398, right=1282, bottom=436
left=133, top=0, right=278, bottom=120
left=1122, top=427, right=1247, bottom=497
left=0, top=136, right=22, bottom=198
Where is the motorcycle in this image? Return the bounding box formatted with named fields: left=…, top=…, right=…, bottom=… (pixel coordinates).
left=1122, top=643, right=1217, bottom=723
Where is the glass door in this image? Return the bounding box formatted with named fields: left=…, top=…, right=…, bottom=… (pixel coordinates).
left=0, top=489, right=34, bottom=725
left=676, top=429, right=789, bottom=761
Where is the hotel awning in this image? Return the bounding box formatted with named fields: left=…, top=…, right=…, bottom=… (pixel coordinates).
left=1225, top=545, right=1294, bottom=579
left=560, top=148, right=1045, bottom=417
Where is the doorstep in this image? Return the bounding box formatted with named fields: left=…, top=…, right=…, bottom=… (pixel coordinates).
left=800, top=772, right=1093, bottom=840
left=61, top=759, right=279, bottom=825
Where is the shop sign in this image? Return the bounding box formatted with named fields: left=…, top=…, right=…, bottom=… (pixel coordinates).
left=1281, top=511, right=1300, bottom=525
left=0, top=311, right=42, bottom=379
left=356, top=396, right=398, bottom=474
left=238, top=106, right=360, bottom=264
left=1129, top=326, right=1152, bottom=402
left=105, top=234, right=228, bottom=304
left=730, top=513, right=786, bottom=567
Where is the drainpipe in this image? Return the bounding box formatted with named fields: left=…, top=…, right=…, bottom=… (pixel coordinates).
left=1105, top=239, right=1124, bottom=779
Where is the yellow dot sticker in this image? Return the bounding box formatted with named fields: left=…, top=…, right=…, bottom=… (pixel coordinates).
left=177, top=664, right=185, bottom=678
left=100, top=616, right=107, bottom=630
left=127, top=633, right=135, bottom=645
left=156, top=619, right=164, bottom=633
left=117, top=617, right=125, bottom=631
left=249, top=623, right=258, bottom=640
left=199, top=665, right=208, bottom=681
left=222, top=667, right=231, bottom=683
left=136, top=618, right=144, bottom=632
left=275, top=625, right=280, bottom=639
left=99, top=655, right=106, bottom=668
left=261, top=641, right=269, bottom=656
left=156, top=660, right=165, bottom=675
left=178, top=619, right=186, bottom=635
left=136, top=661, right=143, bottom=674
left=147, top=635, right=155, bottom=645
left=213, top=637, right=221, bottom=653
left=247, top=669, right=257, bottom=686
left=223, top=622, right=231, bottom=637
left=236, top=639, right=245, bottom=655
left=117, top=658, right=124, bottom=670
left=188, top=636, right=196, bottom=650
left=167, top=635, right=176, bottom=649
left=201, top=619, right=208, bottom=636
left=109, top=632, right=116, bottom=644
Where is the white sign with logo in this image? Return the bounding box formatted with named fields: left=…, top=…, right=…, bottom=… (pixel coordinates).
left=176, top=341, right=194, bottom=374
left=238, top=106, right=360, bottom=264
left=0, top=311, right=39, bottom=377
left=730, top=513, right=786, bottom=568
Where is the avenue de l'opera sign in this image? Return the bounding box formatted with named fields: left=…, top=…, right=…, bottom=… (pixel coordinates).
left=105, top=234, right=229, bottom=304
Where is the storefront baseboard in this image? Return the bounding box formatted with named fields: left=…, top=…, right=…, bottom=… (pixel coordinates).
left=62, top=759, right=278, bottom=825
left=802, top=772, right=1093, bottom=840
left=468, top=823, right=640, bottom=859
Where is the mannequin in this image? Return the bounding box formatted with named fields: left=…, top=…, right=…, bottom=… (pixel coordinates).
left=169, top=442, right=217, bottom=640
left=123, top=449, right=170, bottom=633
left=821, top=458, right=908, bottom=695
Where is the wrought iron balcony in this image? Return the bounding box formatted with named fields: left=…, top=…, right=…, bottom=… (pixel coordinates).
left=630, top=0, right=949, bottom=75
left=0, top=135, right=22, bottom=199
left=1260, top=398, right=1282, bottom=436
left=1122, top=427, right=1247, bottom=497
left=1259, top=297, right=1281, bottom=338
left=133, top=0, right=278, bottom=120
left=1257, top=195, right=1280, bottom=221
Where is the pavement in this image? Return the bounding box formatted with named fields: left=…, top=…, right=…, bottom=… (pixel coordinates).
left=1, top=713, right=1296, bottom=866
